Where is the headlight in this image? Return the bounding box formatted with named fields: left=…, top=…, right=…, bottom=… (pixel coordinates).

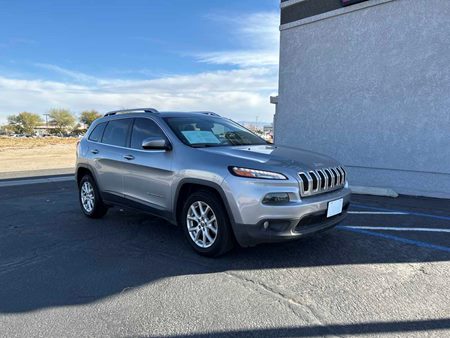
left=230, top=166, right=287, bottom=180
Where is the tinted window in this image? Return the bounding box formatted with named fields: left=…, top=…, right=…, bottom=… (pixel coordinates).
left=101, top=119, right=132, bottom=147
left=131, top=118, right=165, bottom=149
left=88, top=122, right=106, bottom=142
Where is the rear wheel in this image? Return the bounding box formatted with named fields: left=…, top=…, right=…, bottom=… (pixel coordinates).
left=79, top=174, right=108, bottom=218
left=181, top=190, right=234, bottom=257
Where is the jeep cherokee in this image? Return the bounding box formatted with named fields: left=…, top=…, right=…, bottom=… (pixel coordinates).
left=76, top=108, right=351, bottom=256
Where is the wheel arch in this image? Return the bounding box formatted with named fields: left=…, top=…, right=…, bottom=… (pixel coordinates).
left=76, top=164, right=98, bottom=186
left=174, top=179, right=236, bottom=227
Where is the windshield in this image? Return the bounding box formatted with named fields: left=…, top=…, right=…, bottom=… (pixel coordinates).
left=163, top=116, right=268, bottom=147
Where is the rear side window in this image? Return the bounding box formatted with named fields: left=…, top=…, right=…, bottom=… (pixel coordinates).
left=88, top=122, right=106, bottom=142
left=101, top=119, right=132, bottom=147
left=130, top=118, right=165, bottom=149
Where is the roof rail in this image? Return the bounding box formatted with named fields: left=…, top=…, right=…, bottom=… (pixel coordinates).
left=197, top=111, right=220, bottom=117
left=104, top=107, right=159, bottom=117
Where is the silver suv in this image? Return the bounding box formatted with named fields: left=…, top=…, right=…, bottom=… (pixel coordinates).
left=76, top=108, right=351, bottom=256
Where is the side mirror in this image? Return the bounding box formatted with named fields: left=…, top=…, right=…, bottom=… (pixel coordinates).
left=142, top=137, right=172, bottom=151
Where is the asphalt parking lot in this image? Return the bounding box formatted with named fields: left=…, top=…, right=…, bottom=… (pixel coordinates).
left=0, top=180, right=449, bottom=337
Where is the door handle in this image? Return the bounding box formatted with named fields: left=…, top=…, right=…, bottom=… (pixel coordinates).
left=123, top=154, right=135, bottom=161
left=91, top=149, right=99, bottom=154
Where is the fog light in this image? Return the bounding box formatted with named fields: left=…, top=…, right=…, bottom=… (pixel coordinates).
left=263, top=221, right=270, bottom=230
left=262, top=192, right=290, bottom=204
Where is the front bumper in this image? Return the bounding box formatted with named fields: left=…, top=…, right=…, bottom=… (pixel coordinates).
left=232, top=202, right=349, bottom=247
left=221, top=175, right=351, bottom=247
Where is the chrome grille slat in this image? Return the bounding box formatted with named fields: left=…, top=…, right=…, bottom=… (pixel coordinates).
left=305, top=172, right=313, bottom=192
left=319, top=169, right=328, bottom=189
left=317, top=170, right=326, bottom=189
left=298, top=166, right=347, bottom=197
left=335, top=167, right=341, bottom=185
left=324, top=169, right=332, bottom=188
left=341, top=166, right=346, bottom=184
left=336, top=167, right=344, bottom=185
left=335, top=167, right=342, bottom=185
left=309, top=171, right=319, bottom=191
left=330, top=168, right=338, bottom=186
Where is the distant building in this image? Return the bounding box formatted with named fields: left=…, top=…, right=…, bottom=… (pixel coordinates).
left=263, top=125, right=273, bottom=141
left=32, top=122, right=86, bottom=136
left=33, top=124, right=58, bottom=136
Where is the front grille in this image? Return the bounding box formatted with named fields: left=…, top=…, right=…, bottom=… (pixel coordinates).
left=298, top=166, right=347, bottom=197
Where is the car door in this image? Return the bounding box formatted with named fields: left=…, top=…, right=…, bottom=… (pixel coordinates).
left=89, top=118, right=133, bottom=199
left=122, top=117, right=174, bottom=211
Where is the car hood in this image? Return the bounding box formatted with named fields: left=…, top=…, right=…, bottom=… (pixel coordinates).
left=200, top=144, right=341, bottom=173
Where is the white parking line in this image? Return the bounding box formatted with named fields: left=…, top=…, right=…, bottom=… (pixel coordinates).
left=337, top=226, right=450, bottom=253
left=343, top=225, right=450, bottom=233
left=351, top=203, right=450, bottom=222
left=348, top=211, right=408, bottom=215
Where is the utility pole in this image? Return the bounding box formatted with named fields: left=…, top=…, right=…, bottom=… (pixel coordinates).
left=43, top=113, right=49, bottom=133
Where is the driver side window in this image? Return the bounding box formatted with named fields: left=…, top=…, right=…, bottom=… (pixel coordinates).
left=130, top=118, right=165, bottom=150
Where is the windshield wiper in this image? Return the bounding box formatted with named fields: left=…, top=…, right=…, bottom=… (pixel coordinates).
left=191, top=143, right=221, bottom=148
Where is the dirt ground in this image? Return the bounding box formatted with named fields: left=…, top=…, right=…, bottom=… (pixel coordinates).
left=0, top=137, right=78, bottom=174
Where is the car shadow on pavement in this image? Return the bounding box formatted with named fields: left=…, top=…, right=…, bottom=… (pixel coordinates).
left=142, top=318, right=450, bottom=337
left=0, top=181, right=449, bottom=314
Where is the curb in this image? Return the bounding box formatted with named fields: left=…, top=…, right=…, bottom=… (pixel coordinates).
left=350, top=185, right=398, bottom=198
left=0, top=175, right=74, bottom=187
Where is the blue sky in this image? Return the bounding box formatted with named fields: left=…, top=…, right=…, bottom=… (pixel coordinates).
left=0, top=0, right=280, bottom=123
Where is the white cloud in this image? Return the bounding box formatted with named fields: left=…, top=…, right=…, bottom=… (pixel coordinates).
left=197, top=50, right=278, bottom=68
left=197, top=12, right=279, bottom=68
left=0, top=67, right=277, bottom=123
left=34, top=63, right=98, bottom=83
left=233, top=12, right=280, bottom=51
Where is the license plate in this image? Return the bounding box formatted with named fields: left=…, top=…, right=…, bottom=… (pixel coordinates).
left=327, top=198, right=343, bottom=218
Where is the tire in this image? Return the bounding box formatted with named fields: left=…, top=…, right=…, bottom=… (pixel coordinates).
left=79, top=174, right=108, bottom=218
left=181, top=190, right=234, bottom=257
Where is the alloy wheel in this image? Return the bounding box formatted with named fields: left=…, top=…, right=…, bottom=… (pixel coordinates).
left=186, top=201, right=218, bottom=248
left=81, top=181, right=95, bottom=213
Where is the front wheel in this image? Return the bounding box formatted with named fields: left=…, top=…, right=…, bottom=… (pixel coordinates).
left=181, top=190, right=234, bottom=257
left=79, top=174, right=108, bottom=218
